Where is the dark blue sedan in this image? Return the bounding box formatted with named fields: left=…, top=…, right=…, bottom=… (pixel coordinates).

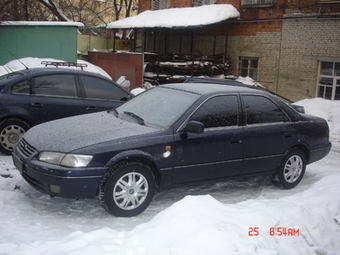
left=12, top=83, right=331, bottom=217
left=0, top=68, right=132, bottom=154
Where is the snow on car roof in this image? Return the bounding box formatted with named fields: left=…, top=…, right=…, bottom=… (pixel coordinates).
left=107, top=4, right=240, bottom=29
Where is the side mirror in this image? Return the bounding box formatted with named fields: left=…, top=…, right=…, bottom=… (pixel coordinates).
left=184, top=120, right=204, bottom=134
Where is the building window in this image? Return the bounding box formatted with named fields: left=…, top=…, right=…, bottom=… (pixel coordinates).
left=319, top=0, right=340, bottom=3
left=193, top=0, right=217, bottom=6
left=241, top=0, right=274, bottom=6
left=318, top=61, right=340, bottom=100
left=239, top=57, right=258, bottom=81
left=152, top=0, right=170, bottom=10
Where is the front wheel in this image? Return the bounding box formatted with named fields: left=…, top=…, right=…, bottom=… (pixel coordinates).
left=0, top=119, right=30, bottom=155
left=272, top=148, right=306, bottom=189
left=99, top=162, right=156, bottom=217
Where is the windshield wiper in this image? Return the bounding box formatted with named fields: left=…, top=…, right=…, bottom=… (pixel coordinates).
left=124, top=111, right=145, bottom=125
left=107, top=108, right=119, bottom=117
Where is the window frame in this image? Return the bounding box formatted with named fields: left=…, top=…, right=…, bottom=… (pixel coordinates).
left=319, top=0, right=340, bottom=3
left=317, top=61, right=340, bottom=100
left=241, top=0, right=274, bottom=7
left=239, top=57, right=259, bottom=81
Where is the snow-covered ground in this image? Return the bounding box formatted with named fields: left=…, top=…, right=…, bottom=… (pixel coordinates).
left=0, top=98, right=339, bottom=255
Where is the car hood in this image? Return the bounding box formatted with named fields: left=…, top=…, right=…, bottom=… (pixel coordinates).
left=23, top=111, right=159, bottom=152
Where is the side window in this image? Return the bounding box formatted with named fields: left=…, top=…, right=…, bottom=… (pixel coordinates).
left=80, top=75, right=128, bottom=101
left=12, top=80, right=30, bottom=95
left=242, top=95, right=287, bottom=125
left=34, top=74, right=77, bottom=97
left=190, top=96, right=239, bottom=128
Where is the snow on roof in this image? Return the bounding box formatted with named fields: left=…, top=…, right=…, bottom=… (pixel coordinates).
left=0, top=57, right=111, bottom=79
left=107, top=4, right=240, bottom=29
left=0, top=21, right=84, bottom=27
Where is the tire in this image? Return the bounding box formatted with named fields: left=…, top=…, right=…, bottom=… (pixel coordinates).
left=272, top=148, right=306, bottom=189
left=0, top=119, right=30, bottom=155
left=99, top=161, right=156, bottom=217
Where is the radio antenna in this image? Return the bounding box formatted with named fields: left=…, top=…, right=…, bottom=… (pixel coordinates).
left=9, top=52, right=29, bottom=70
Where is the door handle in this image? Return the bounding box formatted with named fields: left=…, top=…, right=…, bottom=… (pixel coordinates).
left=231, top=137, right=242, bottom=144
left=86, top=106, right=97, bottom=111
left=31, top=102, right=43, bottom=108
left=284, top=132, right=293, bottom=138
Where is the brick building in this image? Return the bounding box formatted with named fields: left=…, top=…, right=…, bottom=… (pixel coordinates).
left=114, top=0, right=340, bottom=101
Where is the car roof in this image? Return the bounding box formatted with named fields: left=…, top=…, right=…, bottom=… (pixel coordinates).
left=161, top=82, right=267, bottom=96
left=184, top=77, right=246, bottom=87
left=0, top=67, right=109, bottom=80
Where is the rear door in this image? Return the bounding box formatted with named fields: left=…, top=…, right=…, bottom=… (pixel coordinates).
left=172, top=95, right=244, bottom=184
left=78, top=75, right=131, bottom=112
left=29, top=74, right=85, bottom=124
left=241, top=95, right=297, bottom=174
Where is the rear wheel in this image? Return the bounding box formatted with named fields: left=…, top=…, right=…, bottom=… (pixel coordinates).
left=272, top=148, right=306, bottom=189
left=0, top=119, right=30, bottom=155
left=99, top=161, right=156, bottom=217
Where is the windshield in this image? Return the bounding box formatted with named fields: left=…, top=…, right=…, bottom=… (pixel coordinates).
left=116, top=86, right=200, bottom=128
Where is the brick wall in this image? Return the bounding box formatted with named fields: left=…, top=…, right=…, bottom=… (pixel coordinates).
left=138, top=0, right=150, bottom=13
left=170, top=0, right=192, bottom=8
left=227, top=31, right=281, bottom=93
left=136, top=0, right=340, bottom=101
left=277, top=18, right=340, bottom=101
left=227, top=18, right=340, bottom=101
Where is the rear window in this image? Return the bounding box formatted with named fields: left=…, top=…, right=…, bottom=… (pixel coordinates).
left=12, top=80, right=30, bottom=95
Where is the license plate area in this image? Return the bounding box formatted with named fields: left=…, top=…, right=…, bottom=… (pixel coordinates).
left=12, top=154, right=24, bottom=173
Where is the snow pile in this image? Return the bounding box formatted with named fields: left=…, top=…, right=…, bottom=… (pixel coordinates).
left=0, top=57, right=112, bottom=79
left=0, top=98, right=339, bottom=255
left=107, top=4, right=240, bottom=29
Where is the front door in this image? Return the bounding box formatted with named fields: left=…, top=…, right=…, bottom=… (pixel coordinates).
left=172, top=95, right=244, bottom=184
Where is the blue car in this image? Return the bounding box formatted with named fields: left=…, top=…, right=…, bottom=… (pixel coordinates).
left=0, top=68, right=132, bottom=154
left=12, top=83, right=331, bottom=217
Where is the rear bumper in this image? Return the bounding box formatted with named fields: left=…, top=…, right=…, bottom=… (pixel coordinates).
left=12, top=153, right=103, bottom=199
left=309, top=142, right=332, bottom=164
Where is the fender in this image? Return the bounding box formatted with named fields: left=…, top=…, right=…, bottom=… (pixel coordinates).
left=0, top=105, right=35, bottom=126
left=105, top=149, right=159, bottom=170
left=104, top=149, right=163, bottom=188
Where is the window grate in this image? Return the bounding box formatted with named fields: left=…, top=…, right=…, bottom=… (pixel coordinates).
left=152, top=0, right=170, bottom=10
left=242, top=0, right=274, bottom=6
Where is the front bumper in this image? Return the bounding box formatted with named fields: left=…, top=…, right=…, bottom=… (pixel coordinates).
left=12, top=152, right=104, bottom=199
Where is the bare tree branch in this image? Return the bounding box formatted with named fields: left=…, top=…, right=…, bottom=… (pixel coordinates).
left=36, top=0, right=69, bottom=21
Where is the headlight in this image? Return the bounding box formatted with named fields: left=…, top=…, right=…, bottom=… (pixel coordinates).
left=38, top=152, right=93, bottom=167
